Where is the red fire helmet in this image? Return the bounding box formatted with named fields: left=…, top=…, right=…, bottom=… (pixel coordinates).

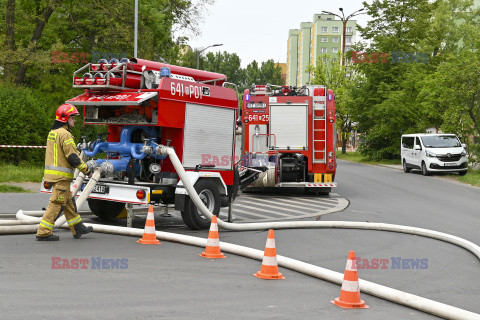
left=55, top=104, right=79, bottom=122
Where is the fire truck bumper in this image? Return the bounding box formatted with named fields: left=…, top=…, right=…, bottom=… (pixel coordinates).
left=277, top=182, right=337, bottom=188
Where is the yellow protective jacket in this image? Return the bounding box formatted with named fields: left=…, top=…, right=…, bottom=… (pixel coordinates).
left=44, top=125, right=89, bottom=182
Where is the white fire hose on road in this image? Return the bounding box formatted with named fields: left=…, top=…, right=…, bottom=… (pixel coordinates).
left=1, top=146, right=480, bottom=318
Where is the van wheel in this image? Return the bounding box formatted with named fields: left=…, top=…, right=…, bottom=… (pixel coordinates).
left=421, top=162, right=430, bottom=176
left=181, top=179, right=221, bottom=230
left=403, top=160, right=411, bottom=173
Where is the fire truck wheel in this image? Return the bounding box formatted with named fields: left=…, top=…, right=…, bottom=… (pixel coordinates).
left=182, top=179, right=221, bottom=230
left=87, top=199, right=126, bottom=220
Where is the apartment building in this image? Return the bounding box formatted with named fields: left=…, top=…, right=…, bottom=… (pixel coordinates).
left=287, top=14, right=357, bottom=86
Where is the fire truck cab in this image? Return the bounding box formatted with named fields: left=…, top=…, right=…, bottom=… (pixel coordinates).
left=240, top=84, right=337, bottom=194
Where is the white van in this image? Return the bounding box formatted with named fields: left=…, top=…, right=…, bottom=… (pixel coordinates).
left=401, top=134, right=468, bottom=176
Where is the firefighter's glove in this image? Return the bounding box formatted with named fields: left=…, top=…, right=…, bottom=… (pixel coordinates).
left=85, top=162, right=95, bottom=178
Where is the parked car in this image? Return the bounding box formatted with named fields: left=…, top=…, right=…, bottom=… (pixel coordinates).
left=401, top=134, right=468, bottom=176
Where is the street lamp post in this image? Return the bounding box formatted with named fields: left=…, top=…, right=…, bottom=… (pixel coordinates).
left=196, top=44, right=223, bottom=69
left=321, top=8, right=364, bottom=66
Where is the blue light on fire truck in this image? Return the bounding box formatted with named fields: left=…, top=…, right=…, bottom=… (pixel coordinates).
left=328, top=93, right=332, bottom=101
left=160, top=67, right=171, bottom=78
left=244, top=94, right=251, bottom=102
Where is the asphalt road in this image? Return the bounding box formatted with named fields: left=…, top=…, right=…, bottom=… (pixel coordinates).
left=1, top=160, right=479, bottom=319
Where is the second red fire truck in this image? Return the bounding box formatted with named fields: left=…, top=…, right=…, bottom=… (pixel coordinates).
left=239, top=84, right=337, bottom=194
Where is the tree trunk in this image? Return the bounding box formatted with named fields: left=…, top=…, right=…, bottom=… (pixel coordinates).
left=15, top=1, right=58, bottom=85
left=4, top=0, right=16, bottom=82
left=341, top=137, right=347, bottom=154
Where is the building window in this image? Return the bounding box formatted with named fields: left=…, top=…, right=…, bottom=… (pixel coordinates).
left=321, top=47, right=328, bottom=53
left=346, top=27, right=352, bottom=33
left=332, top=37, right=339, bottom=43
left=332, top=58, right=337, bottom=63
left=332, top=47, right=339, bottom=53
left=321, top=37, right=328, bottom=42
left=332, top=27, right=339, bottom=32
left=346, top=36, right=352, bottom=43
left=321, top=26, right=328, bottom=32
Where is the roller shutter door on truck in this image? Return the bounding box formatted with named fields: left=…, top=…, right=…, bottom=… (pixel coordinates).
left=269, top=103, right=308, bottom=150
left=183, top=103, right=236, bottom=170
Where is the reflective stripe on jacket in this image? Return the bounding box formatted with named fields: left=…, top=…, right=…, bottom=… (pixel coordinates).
left=44, top=125, right=88, bottom=182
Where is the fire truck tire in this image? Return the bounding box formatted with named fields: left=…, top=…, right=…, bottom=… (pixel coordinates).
left=87, top=199, right=126, bottom=220
left=182, top=179, right=221, bottom=230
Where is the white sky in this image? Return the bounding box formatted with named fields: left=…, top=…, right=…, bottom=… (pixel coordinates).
left=183, top=0, right=371, bottom=67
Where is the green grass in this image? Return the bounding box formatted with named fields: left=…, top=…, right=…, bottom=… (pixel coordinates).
left=458, top=169, right=480, bottom=187
left=0, top=184, right=31, bottom=193
left=0, top=164, right=43, bottom=182
left=336, top=151, right=401, bottom=165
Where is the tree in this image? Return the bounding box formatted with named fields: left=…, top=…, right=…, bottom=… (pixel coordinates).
left=308, top=53, right=356, bottom=154
left=0, top=0, right=214, bottom=87
left=242, top=59, right=283, bottom=91
left=347, top=0, right=475, bottom=159
left=203, top=51, right=244, bottom=86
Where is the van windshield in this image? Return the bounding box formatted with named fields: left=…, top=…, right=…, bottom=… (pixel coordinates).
left=421, top=136, right=461, bottom=148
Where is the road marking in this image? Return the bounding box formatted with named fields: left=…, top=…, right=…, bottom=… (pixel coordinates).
left=260, top=197, right=333, bottom=209
left=218, top=194, right=349, bottom=222
left=238, top=197, right=329, bottom=214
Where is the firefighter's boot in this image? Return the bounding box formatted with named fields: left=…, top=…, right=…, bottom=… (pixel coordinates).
left=73, top=222, right=93, bottom=239
left=36, top=234, right=60, bottom=241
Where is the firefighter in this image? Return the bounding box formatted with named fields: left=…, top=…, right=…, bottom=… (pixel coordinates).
left=36, top=104, right=94, bottom=241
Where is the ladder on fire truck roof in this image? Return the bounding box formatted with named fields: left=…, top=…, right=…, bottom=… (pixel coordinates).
left=312, top=89, right=327, bottom=164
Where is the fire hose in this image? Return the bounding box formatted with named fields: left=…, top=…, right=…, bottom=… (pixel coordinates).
left=1, top=146, right=480, bottom=318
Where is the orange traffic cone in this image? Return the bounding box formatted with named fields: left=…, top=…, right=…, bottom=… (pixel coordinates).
left=331, top=251, right=369, bottom=309
left=199, top=215, right=225, bottom=258
left=137, top=205, right=160, bottom=244
left=254, top=229, right=285, bottom=280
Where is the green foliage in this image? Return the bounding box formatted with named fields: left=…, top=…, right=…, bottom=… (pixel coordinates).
left=308, top=53, right=356, bottom=153
left=242, top=59, right=283, bottom=91
left=346, top=0, right=480, bottom=160
left=0, top=184, right=31, bottom=193
left=0, top=85, right=52, bottom=165
left=180, top=48, right=283, bottom=93
left=0, top=163, right=44, bottom=182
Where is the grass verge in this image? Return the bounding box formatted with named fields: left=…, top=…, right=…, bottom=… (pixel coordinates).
left=0, top=184, right=31, bottom=193
left=0, top=164, right=43, bottom=183
left=457, top=169, right=480, bottom=187
left=336, top=151, right=401, bottom=165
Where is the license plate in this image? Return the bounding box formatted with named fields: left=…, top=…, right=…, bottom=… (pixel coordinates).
left=444, top=163, right=457, bottom=167
left=91, top=184, right=109, bottom=194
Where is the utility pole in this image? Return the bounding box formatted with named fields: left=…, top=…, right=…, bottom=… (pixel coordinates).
left=196, top=44, right=223, bottom=69
left=321, top=8, right=364, bottom=66
left=134, top=0, right=138, bottom=58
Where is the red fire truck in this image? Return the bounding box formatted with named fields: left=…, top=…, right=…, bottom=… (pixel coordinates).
left=51, top=58, right=240, bottom=229
left=239, top=84, right=337, bottom=194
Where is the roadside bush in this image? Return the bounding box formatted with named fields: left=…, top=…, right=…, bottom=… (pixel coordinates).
left=0, top=85, right=53, bottom=165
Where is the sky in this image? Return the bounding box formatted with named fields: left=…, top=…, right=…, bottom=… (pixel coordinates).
left=182, top=0, right=372, bottom=67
